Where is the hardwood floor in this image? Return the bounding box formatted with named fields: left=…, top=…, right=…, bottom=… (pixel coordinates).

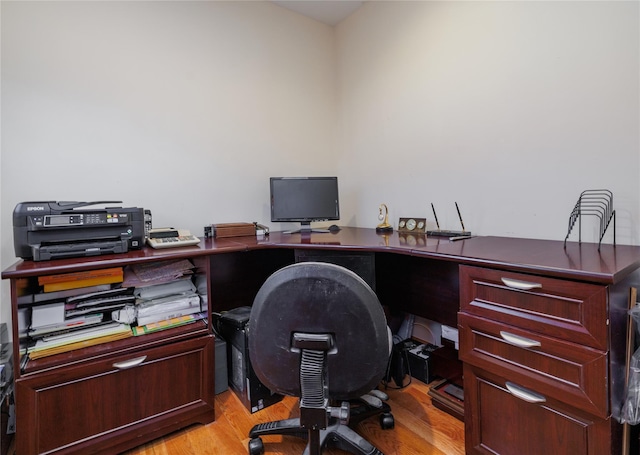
left=122, top=380, right=465, bottom=455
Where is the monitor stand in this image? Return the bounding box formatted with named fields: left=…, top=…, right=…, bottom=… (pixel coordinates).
left=284, top=222, right=330, bottom=235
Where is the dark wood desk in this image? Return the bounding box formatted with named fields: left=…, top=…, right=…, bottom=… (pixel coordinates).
left=4, top=227, right=640, bottom=454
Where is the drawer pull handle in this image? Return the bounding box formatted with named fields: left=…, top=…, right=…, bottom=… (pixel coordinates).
left=501, top=277, right=542, bottom=290
left=500, top=331, right=541, bottom=348
left=113, top=355, right=147, bottom=370
left=505, top=381, right=546, bottom=404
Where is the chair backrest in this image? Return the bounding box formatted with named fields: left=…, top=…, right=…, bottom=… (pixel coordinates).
left=248, top=262, right=390, bottom=401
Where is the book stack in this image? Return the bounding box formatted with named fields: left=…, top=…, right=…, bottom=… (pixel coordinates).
left=120, top=259, right=206, bottom=332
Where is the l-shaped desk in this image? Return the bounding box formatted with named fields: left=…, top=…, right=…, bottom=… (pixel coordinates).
left=4, top=227, right=640, bottom=454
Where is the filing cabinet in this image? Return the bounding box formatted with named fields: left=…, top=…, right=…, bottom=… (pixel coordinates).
left=16, top=335, right=214, bottom=455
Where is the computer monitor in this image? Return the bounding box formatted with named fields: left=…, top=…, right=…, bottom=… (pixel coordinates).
left=270, top=177, right=340, bottom=234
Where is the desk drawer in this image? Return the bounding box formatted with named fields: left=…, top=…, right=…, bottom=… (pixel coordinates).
left=16, top=335, right=215, bottom=455
left=459, top=312, right=608, bottom=417
left=460, top=265, right=608, bottom=350
left=464, top=364, right=610, bottom=455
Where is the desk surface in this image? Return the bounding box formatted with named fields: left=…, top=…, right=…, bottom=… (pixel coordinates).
left=5, top=228, right=637, bottom=455
left=4, top=227, right=640, bottom=284
left=253, top=228, right=640, bottom=284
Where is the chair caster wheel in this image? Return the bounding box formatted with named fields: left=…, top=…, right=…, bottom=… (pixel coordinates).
left=248, top=437, right=264, bottom=455
left=380, top=412, right=395, bottom=429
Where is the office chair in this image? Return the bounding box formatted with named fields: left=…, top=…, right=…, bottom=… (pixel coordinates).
left=247, top=262, right=394, bottom=455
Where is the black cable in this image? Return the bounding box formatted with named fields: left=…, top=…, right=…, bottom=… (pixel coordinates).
left=382, top=344, right=412, bottom=390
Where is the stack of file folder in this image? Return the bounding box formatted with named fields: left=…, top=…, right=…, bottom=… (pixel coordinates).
left=119, top=259, right=206, bottom=330
left=29, top=322, right=132, bottom=360
left=26, top=285, right=135, bottom=359
left=135, top=285, right=201, bottom=326
left=28, top=287, right=134, bottom=338
left=37, top=267, right=123, bottom=293
left=23, top=259, right=209, bottom=360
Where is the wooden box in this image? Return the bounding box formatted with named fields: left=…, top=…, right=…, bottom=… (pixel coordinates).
left=211, top=223, right=256, bottom=238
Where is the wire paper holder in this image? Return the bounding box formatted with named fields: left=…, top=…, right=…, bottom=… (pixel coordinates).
left=564, top=189, right=615, bottom=250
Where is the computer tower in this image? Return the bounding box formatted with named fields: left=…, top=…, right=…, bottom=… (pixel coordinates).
left=217, top=307, right=283, bottom=413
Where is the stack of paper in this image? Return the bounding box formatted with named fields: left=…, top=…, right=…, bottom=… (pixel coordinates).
left=133, top=278, right=195, bottom=300
left=29, top=323, right=132, bottom=360
left=136, top=292, right=201, bottom=326
left=64, top=288, right=135, bottom=318
left=111, top=259, right=207, bottom=335
left=121, top=259, right=194, bottom=288
left=120, top=259, right=205, bottom=328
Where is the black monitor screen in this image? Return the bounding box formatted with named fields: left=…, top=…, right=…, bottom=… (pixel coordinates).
left=270, top=177, right=340, bottom=225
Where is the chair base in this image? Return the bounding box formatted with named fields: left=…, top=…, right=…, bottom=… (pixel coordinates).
left=248, top=402, right=393, bottom=455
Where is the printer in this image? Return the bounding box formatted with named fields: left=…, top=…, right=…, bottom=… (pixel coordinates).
left=13, top=201, right=145, bottom=261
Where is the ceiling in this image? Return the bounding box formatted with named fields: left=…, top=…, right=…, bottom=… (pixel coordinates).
left=271, top=1, right=364, bottom=26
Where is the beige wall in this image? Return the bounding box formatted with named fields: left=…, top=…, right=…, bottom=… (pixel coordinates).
left=1, top=1, right=639, bottom=331
left=336, top=1, right=639, bottom=239
left=0, top=1, right=338, bottom=328
left=1, top=0, right=338, bottom=237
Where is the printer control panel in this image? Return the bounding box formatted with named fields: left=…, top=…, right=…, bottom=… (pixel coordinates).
left=30, top=212, right=131, bottom=229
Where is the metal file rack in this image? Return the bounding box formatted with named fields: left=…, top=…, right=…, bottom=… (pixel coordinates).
left=564, top=189, right=615, bottom=250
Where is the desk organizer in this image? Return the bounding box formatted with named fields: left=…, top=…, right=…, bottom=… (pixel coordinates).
left=564, top=189, right=615, bottom=250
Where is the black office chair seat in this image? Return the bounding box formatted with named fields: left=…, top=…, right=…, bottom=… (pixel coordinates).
left=247, top=262, right=394, bottom=455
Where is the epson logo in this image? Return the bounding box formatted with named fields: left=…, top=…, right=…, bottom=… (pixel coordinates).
left=27, top=206, right=45, bottom=211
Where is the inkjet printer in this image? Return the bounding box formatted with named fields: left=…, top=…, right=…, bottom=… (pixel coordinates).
left=13, top=201, right=145, bottom=261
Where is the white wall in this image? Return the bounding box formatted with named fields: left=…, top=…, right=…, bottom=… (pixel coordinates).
left=337, top=1, right=639, bottom=241
left=1, top=1, right=639, bottom=331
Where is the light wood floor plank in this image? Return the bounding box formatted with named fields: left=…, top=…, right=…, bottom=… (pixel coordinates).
left=122, top=381, right=464, bottom=455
